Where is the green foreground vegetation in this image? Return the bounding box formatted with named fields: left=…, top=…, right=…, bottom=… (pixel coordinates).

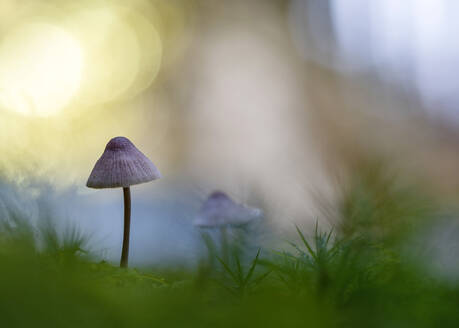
left=1, top=165, right=459, bottom=327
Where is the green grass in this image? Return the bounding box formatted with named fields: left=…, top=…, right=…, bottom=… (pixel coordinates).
left=1, top=164, right=459, bottom=327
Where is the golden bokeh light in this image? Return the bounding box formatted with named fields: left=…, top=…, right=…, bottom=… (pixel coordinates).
left=66, top=7, right=140, bottom=107
left=63, top=3, right=162, bottom=109
left=0, top=23, right=83, bottom=116
left=0, top=2, right=163, bottom=117
left=0, top=0, right=177, bottom=186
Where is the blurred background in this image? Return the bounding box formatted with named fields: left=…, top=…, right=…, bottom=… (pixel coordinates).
left=1, top=0, right=459, bottom=267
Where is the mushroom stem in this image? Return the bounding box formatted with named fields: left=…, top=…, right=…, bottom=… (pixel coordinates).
left=120, top=187, right=131, bottom=268
left=220, top=226, right=229, bottom=264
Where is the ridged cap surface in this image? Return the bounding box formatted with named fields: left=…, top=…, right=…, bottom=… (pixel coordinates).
left=194, top=191, right=262, bottom=227
left=87, top=137, right=161, bottom=189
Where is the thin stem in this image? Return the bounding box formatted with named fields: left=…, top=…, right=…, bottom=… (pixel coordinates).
left=120, top=187, right=131, bottom=268
left=220, top=226, right=229, bottom=265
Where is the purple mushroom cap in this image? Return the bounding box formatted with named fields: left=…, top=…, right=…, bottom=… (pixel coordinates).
left=87, top=136, right=161, bottom=189
left=194, top=191, right=263, bottom=227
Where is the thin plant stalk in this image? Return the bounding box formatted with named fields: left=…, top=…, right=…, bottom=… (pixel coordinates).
left=220, top=226, right=229, bottom=264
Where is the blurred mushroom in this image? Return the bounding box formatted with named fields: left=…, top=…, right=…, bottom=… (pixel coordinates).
left=194, top=191, right=262, bottom=228
left=194, top=191, right=262, bottom=263
left=87, top=136, right=161, bottom=268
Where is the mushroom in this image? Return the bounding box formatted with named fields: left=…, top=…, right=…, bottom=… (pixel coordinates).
left=87, top=136, right=160, bottom=268
left=194, top=191, right=262, bottom=263
left=194, top=191, right=262, bottom=228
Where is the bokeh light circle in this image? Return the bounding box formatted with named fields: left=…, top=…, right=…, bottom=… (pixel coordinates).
left=0, top=23, right=83, bottom=116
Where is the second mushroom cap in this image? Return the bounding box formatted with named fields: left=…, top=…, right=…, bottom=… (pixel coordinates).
left=194, top=191, right=263, bottom=227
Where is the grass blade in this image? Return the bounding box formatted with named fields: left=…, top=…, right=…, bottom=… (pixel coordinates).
left=216, top=256, right=239, bottom=283
left=295, top=225, right=317, bottom=261
left=243, top=249, right=261, bottom=285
